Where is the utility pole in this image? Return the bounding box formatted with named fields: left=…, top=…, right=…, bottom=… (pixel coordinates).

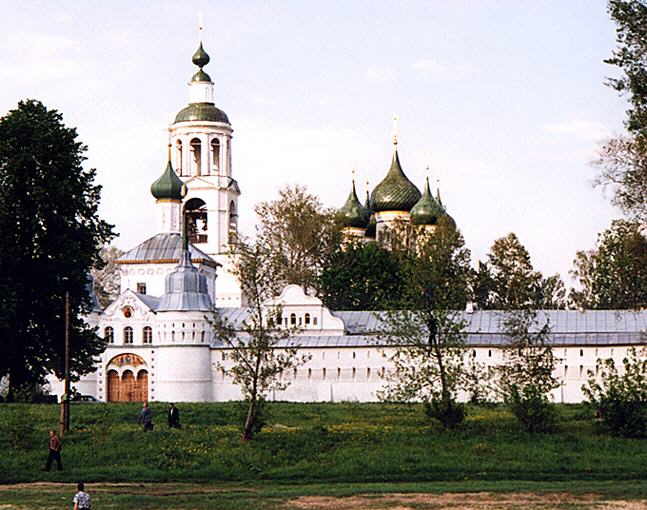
left=58, top=290, right=70, bottom=436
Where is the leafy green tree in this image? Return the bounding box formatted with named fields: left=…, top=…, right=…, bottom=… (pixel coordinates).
left=479, top=233, right=565, bottom=310
left=593, top=1, right=647, bottom=222
left=0, top=100, right=115, bottom=398
left=583, top=347, right=647, bottom=438
left=254, top=185, right=339, bottom=294
left=212, top=238, right=310, bottom=440
left=497, top=310, right=560, bottom=433
left=318, top=241, right=406, bottom=310
left=569, top=220, right=647, bottom=309
left=377, top=226, right=473, bottom=428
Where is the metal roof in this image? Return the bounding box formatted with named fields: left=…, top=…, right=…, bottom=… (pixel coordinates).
left=209, top=309, right=646, bottom=348
left=117, top=233, right=219, bottom=268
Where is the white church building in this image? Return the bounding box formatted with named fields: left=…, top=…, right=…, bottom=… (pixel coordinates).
left=50, top=41, right=647, bottom=405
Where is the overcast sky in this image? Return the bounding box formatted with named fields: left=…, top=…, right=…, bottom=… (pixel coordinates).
left=1, top=1, right=628, bottom=286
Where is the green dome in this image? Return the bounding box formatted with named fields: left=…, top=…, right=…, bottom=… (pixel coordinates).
left=411, top=178, right=444, bottom=225
left=174, top=102, right=230, bottom=124
left=192, top=42, right=210, bottom=68
left=191, top=69, right=212, bottom=82
left=151, top=160, right=184, bottom=200
left=339, top=181, right=368, bottom=229
left=435, top=188, right=457, bottom=230
left=370, top=150, right=421, bottom=212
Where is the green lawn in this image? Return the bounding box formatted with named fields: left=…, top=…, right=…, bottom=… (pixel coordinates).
left=1, top=402, right=646, bottom=485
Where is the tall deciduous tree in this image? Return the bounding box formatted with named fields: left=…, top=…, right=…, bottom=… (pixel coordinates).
left=377, top=227, right=473, bottom=428
left=212, top=238, right=310, bottom=440
left=254, top=185, right=339, bottom=294
left=0, top=100, right=116, bottom=397
left=593, top=0, right=647, bottom=222
left=479, top=233, right=565, bottom=310
left=570, top=219, right=647, bottom=309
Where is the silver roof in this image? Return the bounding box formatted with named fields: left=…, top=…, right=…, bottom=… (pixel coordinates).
left=211, top=309, right=647, bottom=347
left=117, top=233, right=219, bottom=267
left=134, top=292, right=160, bottom=310
left=157, top=250, right=213, bottom=312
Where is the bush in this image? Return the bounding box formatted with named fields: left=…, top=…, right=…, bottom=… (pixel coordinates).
left=583, top=348, right=647, bottom=438
left=507, top=385, right=557, bottom=433
left=424, top=399, right=465, bottom=428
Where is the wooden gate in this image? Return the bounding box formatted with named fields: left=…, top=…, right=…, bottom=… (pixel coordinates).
left=106, top=354, right=149, bottom=402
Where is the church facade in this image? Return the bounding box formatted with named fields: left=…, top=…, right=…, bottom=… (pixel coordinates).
left=49, top=41, right=647, bottom=405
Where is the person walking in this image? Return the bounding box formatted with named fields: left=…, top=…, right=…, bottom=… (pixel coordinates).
left=167, top=403, right=181, bottom=428
left=43, top=429, right=63, bottom=471
left=72, top=481, right=91, bottom=510
left=137, top=401, right=154, bottom=431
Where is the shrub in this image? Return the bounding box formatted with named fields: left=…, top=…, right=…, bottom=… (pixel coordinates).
left=583, top=347, right=647, bottom=438
left=507, top=385, right=557, bottom=433
left=424, top=399, right=465, bottom=428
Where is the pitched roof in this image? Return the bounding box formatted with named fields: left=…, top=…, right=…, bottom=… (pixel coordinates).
left=117, top=233, right=219, bottom=268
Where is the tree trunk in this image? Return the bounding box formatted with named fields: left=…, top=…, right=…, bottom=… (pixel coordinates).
left=242, top=397, right=257, bottom=440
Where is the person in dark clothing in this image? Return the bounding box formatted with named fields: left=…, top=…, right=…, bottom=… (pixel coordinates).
left=167, top=403, right=181, bottom=428
left=44, top=429, right=63, bottom=471
left=137, top=402, right=153, bottom=431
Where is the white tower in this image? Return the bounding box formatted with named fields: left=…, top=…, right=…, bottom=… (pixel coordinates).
left=168, top=42, right=243, bottom=307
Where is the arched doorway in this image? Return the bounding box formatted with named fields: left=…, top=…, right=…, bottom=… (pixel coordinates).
left=106, top=354, right=149, bottom=402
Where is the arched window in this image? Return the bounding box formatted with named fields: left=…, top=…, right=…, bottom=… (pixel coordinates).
left=201, top=331, right=205, bottom=343
left=190, top=138, right=201, bottom=175
left=211, top=138, right=220, bottom=172
left=143, top=326, right=152, bottom=344
left=305, top=313, right=311, bottom=326
left=175, top=140, right=183, bottom=175
left=290, top=313, right=296, bottom=326
left=171, top=331, right=175, bottom=342
left=104, top=327, right=114, bottom=344
left=228, top=201, right=238, bottom=244
left=123, top=327, right=133, bottom=344
left=184, top=198, right=208, bottom=244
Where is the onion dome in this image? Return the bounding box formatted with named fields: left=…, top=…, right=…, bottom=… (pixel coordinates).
left=370, top=148, right=421, bottom=212
left=339, top=181, right=368, bottom=229
left=192, top=42, right=210, bottom=68
left=192, top=69, right=212, bottom=82
left=411, top=177, right=444, bottom=225
left=158, top=247, right=213, bottom=312
left=151, top=160, right=185, bottom=200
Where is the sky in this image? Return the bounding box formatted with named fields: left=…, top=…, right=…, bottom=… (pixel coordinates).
left=0, top=1, right=629, bottom=287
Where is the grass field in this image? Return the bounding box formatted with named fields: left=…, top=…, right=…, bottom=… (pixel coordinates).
left=1, top=401, right=646, bottom=488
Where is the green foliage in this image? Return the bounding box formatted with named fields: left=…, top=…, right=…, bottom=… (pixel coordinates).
left=424, top=399, right=465, bottom=428
left=583, top=347, right=647, bottom=438
left=0, top=100, right=115, bottom=395
left=593, top=1, right=647, bottom=222
left=213, top=239, right=310, bottom=439
left=253, top=185, right=340, bottom=294
left=569, top=220, right=647, bottom=309
left=377, top=226, right=473, bottom=428
left=507, top=385, right=558, bottom=434
left=318, top=241, right=406, bottom=310
left=475, top=233, right=566, bottom=310
left=498, top=310, right=560, bottom=433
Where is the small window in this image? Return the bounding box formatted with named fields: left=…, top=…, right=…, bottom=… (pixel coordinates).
left=472, top=349, right=476, bottom=358
left=143, top=326, right=152, bottom=344
left=124, top=327, right=133, bottom=344
left=352, top=352, right=356, bottom=359
left=488, top=350, right=492, bottom=357
left=201, top=331, right=205, bottom=343
left=313, top=317, right=318, bottom=326
left=580, top=349, right=583, bottom=357
left=137, top=282, right=147, bottom=295
left=337, top=368, right=341, bottom=380
left=564, top=365, right=568, bottom=377
left=104, top=327, right=114, bottom=344
left=293, top=368, right=298, bottom=379
left=352, top=368, right=356, bottom=379
left=290, top=313, right=296, bottom=326
left=322, top=368, right=327, bottom=379
left=305, top=313, right=311, bottom=326
left=579, top=365, right=584, bottom=377
left=171, top=331, right=175, bottom=342
left=308, top=368, right=312, bottom=379
left=367, top=368, right=371, bottom=379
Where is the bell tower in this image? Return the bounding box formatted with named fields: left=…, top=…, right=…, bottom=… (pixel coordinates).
left=168, top=41, right=243, bottom=306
